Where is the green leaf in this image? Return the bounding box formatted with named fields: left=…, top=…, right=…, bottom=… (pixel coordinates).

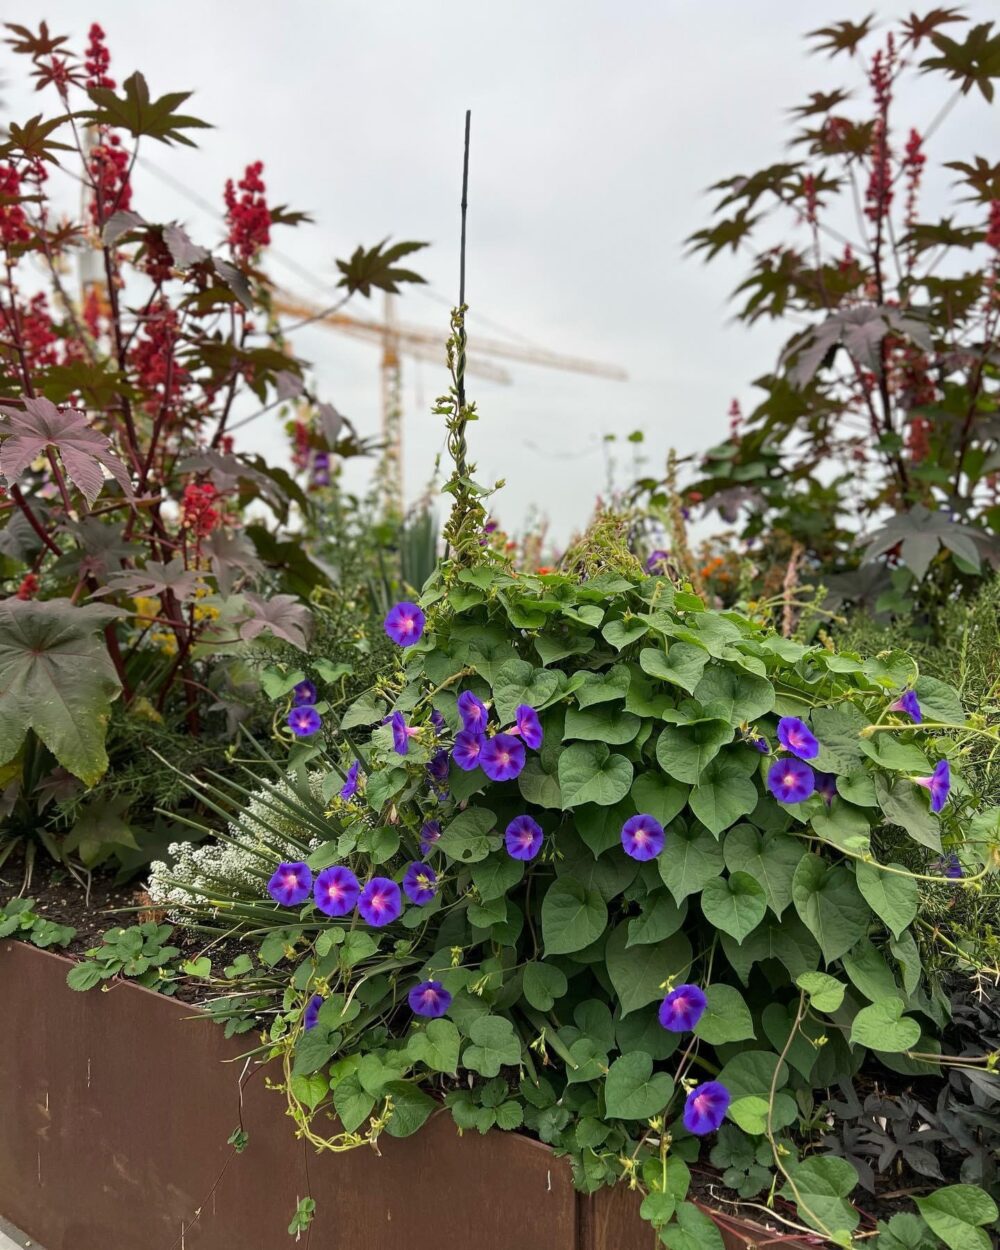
left=875, top=776, right=942, bottom=852
left=658, top=823, right=725, bottom=903
left=290, top=1072, right=328, bottom=1112
left=383, top=1080, right=436, bottom=1137
left=810, top=704, right=868, bottom=774
left=542, top=878, right=608, bottom=954
left=437, top=807, right=498, bottom=864
left=491, top=659, right=560, bottom=723
left=913, top=676, right=966, bottom=726
left=626, top=891, right=687, bottom=947
left=915, top=1185, right=999, bottom=1250
left=331, top=1072, right=375, bottom=1132
left=850, top=998, right=921, bottom=1053
left=341, top=691, right=387, bottom=730
left=723, top=826, right=803, bottom=917
left=689, top=756, right=759, bottom=834
left=517, top=756, right=562, bottom=809
left=700, top=872, right=767, bottom=943
left=796, top=972, right=845, bottom=1013
left=335, top=237, right=428, bottom=297
left=604, top=1052, right=673, bottom=1120
left=659, top=1202, right=726, bottom=1250
left=781, top=1156, right=859, bottom=1239
left=694, top=984, right=755, bottom=1044
left=630, top=773, right=689, bottom=827
left=66, top=961, right=104, bottom=991
left=564, top=704, right=641, bottom=745
left=606, top=923, right=692, bottom=1017
left=602, top=617, right=649, bottom=650
left=0, top=598, right=123, bottom=785
left=522, top=961, right=568, bottom=1011
left=558, top=742, right=633, bottom=808
left=810, top=799, right=872, bottom=855
left=576, top=801, right=632, bottom=856
left=260, top=667, right=306, bottom=699
left=723, top=915, right=820, bottom=983
left=574, top=665, right=631, bottom=708
left=717, top=1050, right=788, bottom=1102
left=471, top=854, right=524, bottom=901
left=639, top=644, right=709, bottom=694
left=791, top=854, right=870, bottom=963
left=655, top=720, right=734, bottom=784
left=407, top=1018, right=461, bottom=1074
left=84, top=72, right=211, bottom=146
left=692, top=664, right=775, bottom=722
left=842, top=938, right=899, bottom=1002
left=463, top=1016, right=522, bottom=1077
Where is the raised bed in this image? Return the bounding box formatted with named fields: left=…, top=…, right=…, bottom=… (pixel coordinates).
left=0, top=941, right=812, bottom=1249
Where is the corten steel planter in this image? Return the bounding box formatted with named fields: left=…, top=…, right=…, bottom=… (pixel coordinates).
left=1, top=941, right=814, bottom=1250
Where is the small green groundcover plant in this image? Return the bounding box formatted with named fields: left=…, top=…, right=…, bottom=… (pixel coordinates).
left=144, top=545, right=1000, bottom=1248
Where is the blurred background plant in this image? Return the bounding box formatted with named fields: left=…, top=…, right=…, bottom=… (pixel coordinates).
left=0, top=19, right=426, bottom=880
left=635, top=10, right=1000, bottom=630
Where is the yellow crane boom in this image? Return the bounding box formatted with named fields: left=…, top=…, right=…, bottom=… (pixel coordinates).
left=271, top=289, right=626, bottom=515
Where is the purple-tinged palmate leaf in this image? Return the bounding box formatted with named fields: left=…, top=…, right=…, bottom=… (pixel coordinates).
left=240, top=592, right=313, bottom=651
left=0, top=397, right=132, bottom=505
left=96, top=556, right=202, bottom=602
left=162, top=223, right=209, bottom=269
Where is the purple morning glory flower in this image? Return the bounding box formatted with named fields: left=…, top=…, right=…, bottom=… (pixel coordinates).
left=767, top=758, right=816, bottom=804
left=311, top=451, right=331, bottom=488
left=815, top=771, right=838, bottom=807
left=287, top=705, right=322, bottom=737
left=340, top=760, right=361, bottom=800
left=776, top=717, right=819, bottom=760
left=916, top=759, right=951, bottom=813
left=937, top=853, right=963, bottom=879
left=384, top=601, right=426, bottom=647
left=409, top=980, right=452, bottom=1018
left=314, top=865, right=360, bottom=917
left=646, top=549, right=670, bottom=573
left=452, top=730, right=485, bottom=772
left=621, top=814, right=665, bottom=861
left=890, top=690, right=922, bottom=723
left=683, top=1081, right=730, bottom=1135
left=267, top=861, right=313, bottom=907
left=427, top=749, right=450, bottom=786
left=480, top=733, right=526, bottom=782
left=304, top=993, right=323, bottom=1031
left=505, top=815, right=544, bottom=861
left=420, top=820, right=442, bottom=855
left=484, top=519, right=498, bottom=534
left=430, top=708, right=447, bottom=735
left=658, top=984, right=707, bottom=1033
left=748, top=733, right=770, bottom=754
left=292, top=679, right=318, bottom=707
left=457, top=690, right=489, bottom=733
left=358, top=877, right=402, bottom=927
left=513, top=704, right=543, bottom=750
left=391, top=711, right=419, bottom=756
left=403, top=862, right=438, bottom=905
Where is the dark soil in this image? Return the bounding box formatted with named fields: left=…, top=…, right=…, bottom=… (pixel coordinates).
left=1, top=853, right=244, bottom=1003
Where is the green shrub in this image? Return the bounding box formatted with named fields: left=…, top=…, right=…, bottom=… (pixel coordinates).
left=157, top=551, right=1000, bottom=1247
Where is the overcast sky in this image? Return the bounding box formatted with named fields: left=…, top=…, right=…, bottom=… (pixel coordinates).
left=5, top=2, right=998, bottom=542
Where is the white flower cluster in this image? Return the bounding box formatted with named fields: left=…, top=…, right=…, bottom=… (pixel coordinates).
left=147, top=774, right=325, bottom=915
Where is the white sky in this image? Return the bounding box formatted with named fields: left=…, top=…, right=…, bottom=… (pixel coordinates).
left=4, top=2, right=998, bottom=543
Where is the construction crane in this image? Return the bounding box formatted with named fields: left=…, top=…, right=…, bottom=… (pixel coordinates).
left=271, top=289, right=627, bottom=515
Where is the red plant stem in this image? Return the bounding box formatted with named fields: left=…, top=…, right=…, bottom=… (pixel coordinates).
left=952, top=301, right=1000, bottom=499
left=45, top=448, right=76, bottom=515
left=9, top=486, right=61, bottom=557
left=103, top=621, right=132, bottom=701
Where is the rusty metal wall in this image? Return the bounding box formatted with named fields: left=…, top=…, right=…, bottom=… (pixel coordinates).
left=0, top=942, right=807, bottom=1250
